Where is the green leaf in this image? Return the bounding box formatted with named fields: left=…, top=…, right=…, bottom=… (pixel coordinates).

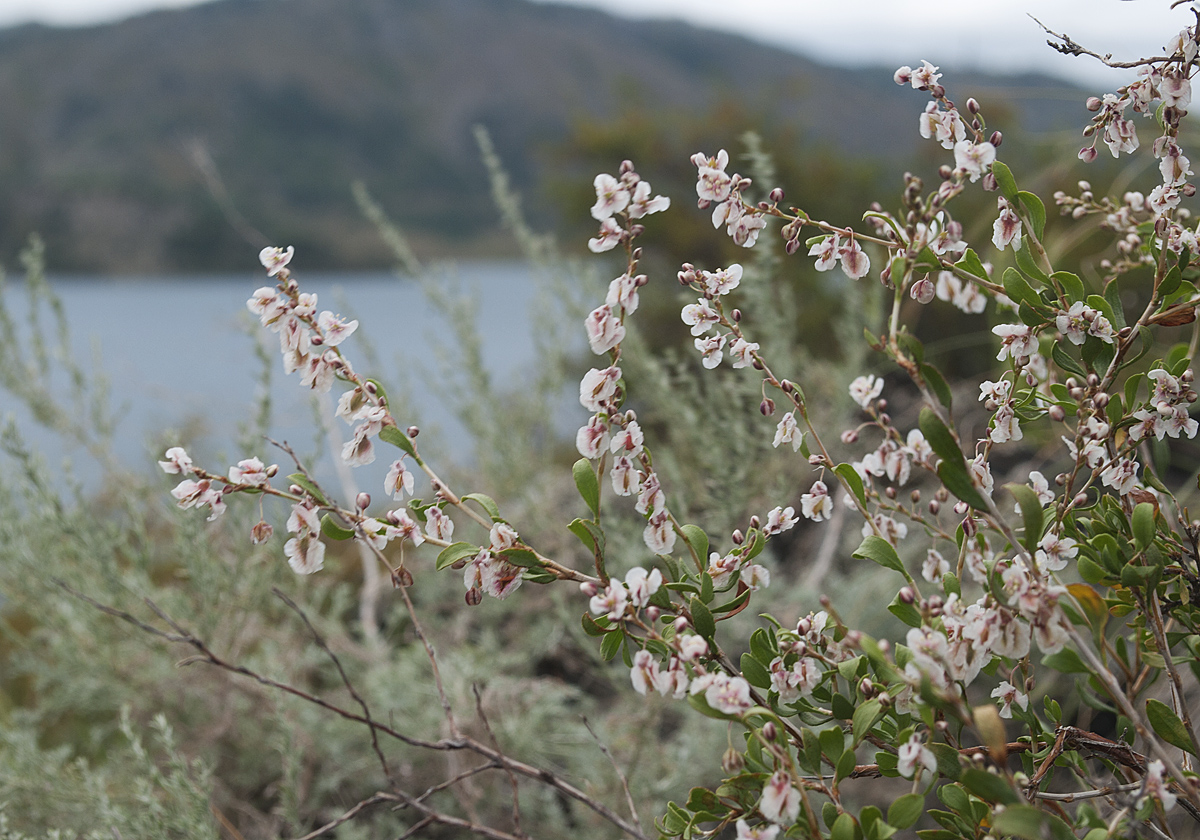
left=750, top=628, right=776, bottom=664
left=918, top=407, right=961, bottom=464
left=680, top=524, right=708, bottom=566
left=888, top=593, right=922, bottom=627
left=689, top=595, right=716, bottom=640
left=835, top=750, right=858, bottom=784
left=1051, top=342, right=1087, bottom=377
left=1015, top=241, right=1050, bottom=283
left=852, top=698, right=883, bottom=746
left=1132, top=502, right=1156, bottom=551
left=581, top=613, right=610, bottom=636
left=937, top=459, right=990, bottom=512
left=831, top=812, right=859, bottom=840
left=567, top=518, right=605, bottom=556
left=888, top=793, right=925, bottom=829
left=955, top=248, right=990, bottom=281
left=1146, top=699, right=1198, bottom=755
left=1017, top=190, right=1046, bottom=239
left=959, top=767, right=1019, bottom=804
left=834, top=462, right=867, bottom=510
left=378, top=424, right=416, bottom=456
left=599, top=628, right=624, bottom=661
left=1006, top=482, right=1044, bottom=554
left=1160, top=264, right=1183, bottom=298
left=1104, top=281, right=1127, bottom=329
left=1042, top=648, right=1089, bottom=674
left=462, top=493, right=501, bottom=521
left=572, top=458, right=600, bottom=517
left=1003, top=267, right=1039, bottom=308
left=992, top=160, right=1019, bottom=202
left=992, top=806, right=1074, bottom=840
left=853, top=535, right=907, bottom=577
left=920, top=363, right=953, bottom=410
left=286, top=473, right=328, bottom=505
left=1051, top=270, right=1086, bottom=303
left=320, top=514, right=355, bottom=541
left=436, top=542, right=479, bottom=571
left=497, top=547, right=540, bottom=567
left=740, top=652, right=771, bottom=689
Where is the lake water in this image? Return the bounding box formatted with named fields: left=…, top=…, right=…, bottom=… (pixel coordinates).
left=2, top=261, right=580, bottom=494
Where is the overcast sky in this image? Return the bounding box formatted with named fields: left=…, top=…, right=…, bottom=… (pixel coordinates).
left=0, top=0, right=1192, bottom=86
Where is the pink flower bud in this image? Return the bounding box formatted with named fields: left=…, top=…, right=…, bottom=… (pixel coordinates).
left=393, top=566, right=414, bottom=587
left=981, top=172, right=998, bottom=192
left=580, top=581, right=599, bottom=598
left=840, top=429, right=858, bottom=444
left=928, top=500, right=940, bottom=515
left=954, top=501, right=969, bottom=515
left=731, top=529, right=744, bottom=545
left=722, top=747, right=745, bottom=773
left=769, top=187, right=785, bottom=203
left=910, top=277, right=935, bottom=304
left=749, top=515, right=761, bottom=530
left=990, top=131, right=1003, bottom=148
left=674, top=616, right=690, bottom=634
left=966, top=97, right=980, bottom=114
left=465, top=587, right=483, bottom=606
left=962, top=515, right=977, bottom=537
left=645, top=606, right=661, bottom=622
left=785, top=237, right=801, bottom=255
left=760, top=398, right=776, bottom=416
left=1078, top=146, right=1098, bottom=163
left=251, top=520, right=274, bottom=545
left=1086, top=96, right=1102, bottom=112
left=356, top=492, right=371, bottom=510
left=407, top=425, right=420, bottom=438
left=796, top=617, right=811, bottom=635
left=761, top=722, right=777, bottom=741
left=899, top=586, right=915, bottom=604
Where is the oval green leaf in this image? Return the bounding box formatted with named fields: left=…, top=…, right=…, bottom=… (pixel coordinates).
left=572, top=458, right=600, bottom=517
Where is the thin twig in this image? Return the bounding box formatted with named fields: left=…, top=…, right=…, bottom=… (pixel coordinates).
left=581, top=715, right=641, bottom=834
left=273, top=588, right=394, bottom=786
left=62, top=585, right=649, bottom=839
left=472, top=684, right=525, bottom=839
left=290, top=792, right=397, bottom=840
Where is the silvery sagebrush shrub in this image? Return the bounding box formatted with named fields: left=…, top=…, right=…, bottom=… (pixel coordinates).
left=153, top=11, right=1200, bottom=840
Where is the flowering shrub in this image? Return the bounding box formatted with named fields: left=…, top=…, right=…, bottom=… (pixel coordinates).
left=152, top=18, right=1200, bottom=840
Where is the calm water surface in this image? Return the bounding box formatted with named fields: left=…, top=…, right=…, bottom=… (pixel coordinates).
left=6, top=262, right=561, bottom=491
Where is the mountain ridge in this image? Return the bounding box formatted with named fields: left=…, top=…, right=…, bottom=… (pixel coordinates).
left=0, top=0, right=1088, bottom=272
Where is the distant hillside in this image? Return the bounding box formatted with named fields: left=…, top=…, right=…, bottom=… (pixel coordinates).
left=0, top=0, right=1089, bottom=272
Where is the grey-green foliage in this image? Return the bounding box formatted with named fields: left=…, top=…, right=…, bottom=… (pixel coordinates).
left=0, top=131, right=882, bottom=839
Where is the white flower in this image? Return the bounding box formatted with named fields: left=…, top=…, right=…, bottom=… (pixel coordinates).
left=992, top=198, right=1022, bottom=251
left=644, top=510, right=676, bottom=555
left=384, top=459, right=414, bottom=500
left=585, top=305, right=625, bottom=355
left=763, top=506, right=798, bottom=535
left=702, top=264, right=742, bottom=295
left=954, top=140, right=996, bottom=182
left=158, top=446, right=193, bottom=475
left=849, top=374, right=884, bottom=409
left=284, top=533, right=325, bottom=575
left=627, top=180, right=670, bottom=218
left=625, top=566, right=663, bottom=608
left=772, top=411, right=802, bottom=452
left=759, top=771, right=800, bottom=824
left=801, top=481, right=833, bottom=521
left=317, top=311, right=358, bottom=346
left=259, top=245, right=294, bottom=276
left=590, top=173, right=630, bottom=221
left=897, top=733, right=937, bottom=780
left=588, top=217, right=622, bottom=253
